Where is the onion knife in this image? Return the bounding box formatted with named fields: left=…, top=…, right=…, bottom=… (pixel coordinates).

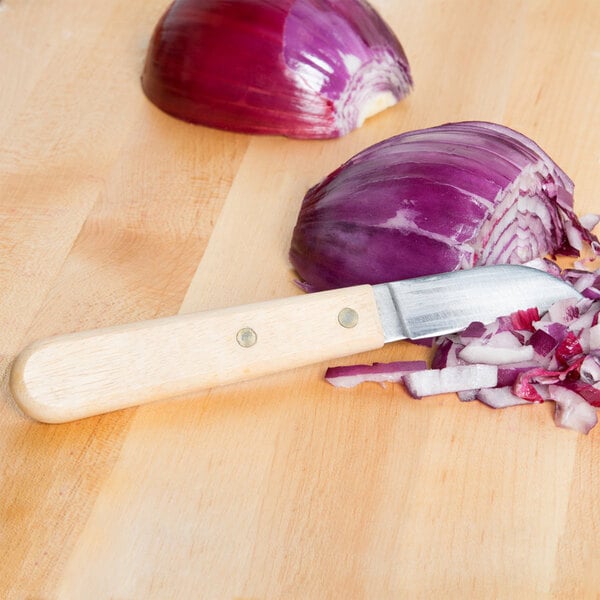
left=10, top=265, right=581, bottom=423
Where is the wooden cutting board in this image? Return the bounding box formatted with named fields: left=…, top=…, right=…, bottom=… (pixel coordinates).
left=1, top=0, right=599, bottom=597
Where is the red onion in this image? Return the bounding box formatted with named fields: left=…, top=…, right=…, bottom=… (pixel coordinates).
left=142, top=0, right=412, bottom=138
left=290, top=121, right=598, bottom=291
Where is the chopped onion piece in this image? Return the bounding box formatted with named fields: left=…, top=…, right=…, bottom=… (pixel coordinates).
left=580, top=354, right=600, bottom=383
left=325, top=360, right=427, bottom=388
left=529, top=329, right=558, bottom=358
left=459, top=343, right=534, bottom=365
left=549, top=384, right=598, bottom=434
left=524, top=257, right=563, bottom=277
left=497, top=364, right=540, bottom=386
left=554, top=331, right=584, bottom=366
left=460, top=321, right=488, bottom=339
left=580, top=213, right=600, bottom=231
left=477, top=387, right=533, bottom=409
left=511, top=307, right=540, bottom=331
left=563, top=380, right=600, bottom=407
left=457, top=389, right=478, bottom=402
left=403, top=364, right=497, bottom=398
left=431, top=337, right=465, bottom=369
left=545, top=298, right=581, bottom=324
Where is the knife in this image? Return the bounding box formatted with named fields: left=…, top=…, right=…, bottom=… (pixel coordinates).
left=9, top=265, right=581, bottom=423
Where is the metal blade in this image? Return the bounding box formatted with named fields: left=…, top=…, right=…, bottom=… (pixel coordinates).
left=372, top=265, right=583, bottom=342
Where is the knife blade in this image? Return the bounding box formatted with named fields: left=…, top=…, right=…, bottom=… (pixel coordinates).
left=10, top=265, right=581, bottom=423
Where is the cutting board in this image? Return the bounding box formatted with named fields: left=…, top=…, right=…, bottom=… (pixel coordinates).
left=1, top=0, right=599, bottom=597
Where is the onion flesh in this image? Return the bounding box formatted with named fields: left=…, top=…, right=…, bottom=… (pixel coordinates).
left=549, top=384, right=598, bottom=434
left=325, top=360, right=426, bottom=388
left=142, top=0, right=412, bottom=138
left=403, top=364, right=498, bottom=397
left=290, top=121, right=598, bottom=291
left=477, top=387, right=533, bottom=409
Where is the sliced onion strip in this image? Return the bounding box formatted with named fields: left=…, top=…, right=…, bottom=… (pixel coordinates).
left=325, top=360, right=427, bottom=388
left=403, top=364, right=498, bottom=398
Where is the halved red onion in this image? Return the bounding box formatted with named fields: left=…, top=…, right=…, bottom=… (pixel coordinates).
left=142, top=0, right=412, bottom=138
left=403, top=364, right=498, bottom=398
left=290, top=121, right=598, bottom=291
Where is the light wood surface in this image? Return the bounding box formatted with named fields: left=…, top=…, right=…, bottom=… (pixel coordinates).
left=1, top=0, right=599, bottom=597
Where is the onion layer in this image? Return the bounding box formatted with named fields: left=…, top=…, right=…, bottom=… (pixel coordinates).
left=290, top=121, right=598, bottom=290
left=325, top=360, right=426, bottom=388
left=142, top=0, right=412, bottom=138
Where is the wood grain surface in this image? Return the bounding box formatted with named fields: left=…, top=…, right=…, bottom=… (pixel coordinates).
left=1, top=0, right=599, bottom=597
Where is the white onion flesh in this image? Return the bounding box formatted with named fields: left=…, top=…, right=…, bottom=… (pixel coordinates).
left=403, top=364, right=498, bottom=398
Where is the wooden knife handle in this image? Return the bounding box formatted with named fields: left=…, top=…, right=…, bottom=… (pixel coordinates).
left=9, top=285, right=385, bottom=423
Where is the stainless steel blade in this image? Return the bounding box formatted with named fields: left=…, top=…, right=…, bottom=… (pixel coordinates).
left=373, top=265, right=583, bottom=342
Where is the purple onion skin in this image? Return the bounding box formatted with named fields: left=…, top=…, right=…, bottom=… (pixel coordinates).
left=142, top=0, right=412, bottom=138
left=290, top=121, right=598, bottom=291
left=529, top=328, right=558, bottom=357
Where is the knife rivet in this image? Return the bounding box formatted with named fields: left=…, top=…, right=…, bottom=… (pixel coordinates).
left=236, top=327, right=257, bottom=348
left=338, top=307, right=359, bottom=328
